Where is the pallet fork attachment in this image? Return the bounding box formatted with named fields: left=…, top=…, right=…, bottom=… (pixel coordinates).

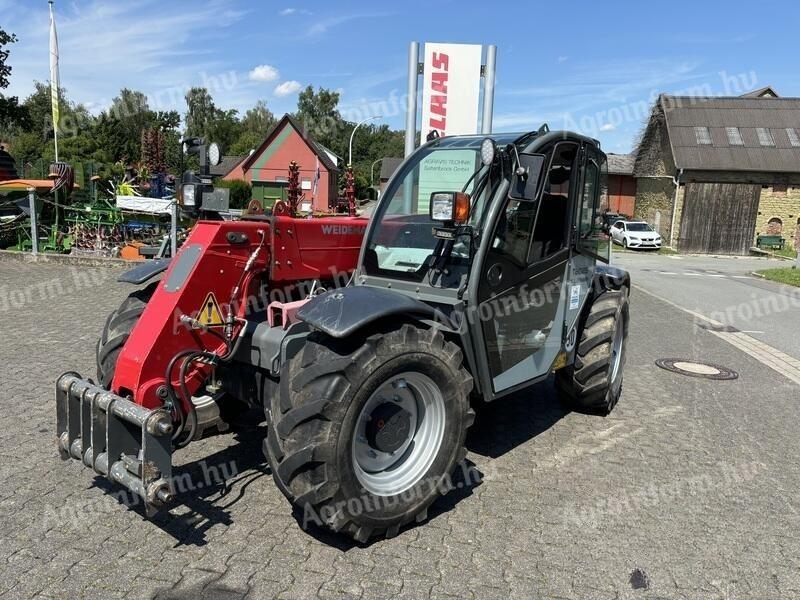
left=56, top=372, right=175, bottom=516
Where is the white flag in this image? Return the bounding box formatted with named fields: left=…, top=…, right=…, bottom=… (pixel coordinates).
left=49, top=1, right=60, bottom=159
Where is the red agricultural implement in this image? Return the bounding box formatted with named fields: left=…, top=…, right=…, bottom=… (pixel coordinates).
left=57, top=206, right=366, bottom=514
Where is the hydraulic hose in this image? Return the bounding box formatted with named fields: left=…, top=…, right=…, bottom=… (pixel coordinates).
left=164, top=349, right=197, bottom=441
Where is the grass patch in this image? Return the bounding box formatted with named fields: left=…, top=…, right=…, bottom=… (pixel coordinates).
left=772, top=245, right=799, bottom=260
left=756, top=267, right=800, bottom=287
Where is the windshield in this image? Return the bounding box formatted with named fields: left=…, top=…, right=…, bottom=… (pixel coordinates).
left=626, top=223, right=653, bottom=232
left=363, top=145, right=495, bottom=280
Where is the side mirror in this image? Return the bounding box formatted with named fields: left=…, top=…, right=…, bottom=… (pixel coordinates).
left=509, top=153, right=545, bottom=201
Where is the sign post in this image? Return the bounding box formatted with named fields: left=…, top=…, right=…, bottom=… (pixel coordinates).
left=28, top=188, right=38, bottom=256
left=404, top=42, right=420, bottom=159
left=170, top=201, right=178, bottom=257
left=481, top=45, right=497, bottom=134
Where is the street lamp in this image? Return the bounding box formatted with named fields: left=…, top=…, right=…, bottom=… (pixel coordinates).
left=370, top=158, right=383, bottom=188
left=348, top=115, right=381, bottom=167
left=370, top=158, right=383, bottom=201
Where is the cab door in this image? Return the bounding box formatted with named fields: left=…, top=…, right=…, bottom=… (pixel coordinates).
left=468, top=141, right=580, bottom=398
left=563, top=145, right=607, bottom=345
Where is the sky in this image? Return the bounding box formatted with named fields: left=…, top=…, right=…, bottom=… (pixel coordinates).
left=2, top=0, right=798, bottom=153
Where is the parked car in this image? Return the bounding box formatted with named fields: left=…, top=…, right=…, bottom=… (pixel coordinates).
left=609, top=220, right=662, bottom=249
left=601, top=211, right=629, bottom=233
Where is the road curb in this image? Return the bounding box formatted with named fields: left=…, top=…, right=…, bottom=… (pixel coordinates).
left=0, top=249, right=131, bottom=268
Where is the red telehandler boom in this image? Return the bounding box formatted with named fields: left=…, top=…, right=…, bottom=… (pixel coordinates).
left=57, top=146, right=367, bottom=515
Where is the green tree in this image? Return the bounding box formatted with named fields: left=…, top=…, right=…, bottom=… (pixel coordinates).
left=206, top=107, right=242, bottom=153
left=184, top=87, right=217, bottom=139
left=215, top=178, right=252, bottom=209
left=229, top=100, right=275, bottom=155
left=0, top=95, right=30, bottom=139
left=294, top=85, right=345, bottom=156
left=9, top=82, right=95, bottom=164
left=0, top=28, right=17, bottom=89
left=107, top=88, right=153, bottom=162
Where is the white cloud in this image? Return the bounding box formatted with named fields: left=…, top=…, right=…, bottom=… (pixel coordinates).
left=3, top=0, right=249, bottom=114
left=280, top=7, right=310, bottom=16
left=305, top=12, right=391, bottom=37
left=274, top=80, right=302, bottom=97
left=249, top=64, right=279, bottom=82
left=558, top=56, right=568, bottom=63
left=600, top=123, right=616, bottom=131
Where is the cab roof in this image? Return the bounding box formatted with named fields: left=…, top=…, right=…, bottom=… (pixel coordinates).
left=425, top=128, right=602, bottom=154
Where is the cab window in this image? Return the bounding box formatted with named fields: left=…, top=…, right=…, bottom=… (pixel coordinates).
left=528, top=143, right=577, bottom=262
left=577, top=149, right=611, bottom=263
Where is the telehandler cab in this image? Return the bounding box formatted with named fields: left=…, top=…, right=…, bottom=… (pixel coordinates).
left=56, top=127, right=630, bottom=542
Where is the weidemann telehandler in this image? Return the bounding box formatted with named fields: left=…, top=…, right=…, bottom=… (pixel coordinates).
left=57, top=127, right=630, bottom=541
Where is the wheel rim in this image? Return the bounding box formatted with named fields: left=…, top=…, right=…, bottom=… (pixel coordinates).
left=610, top=319, right=624, bottom=383
left=352, top=372, right=446, bottom=496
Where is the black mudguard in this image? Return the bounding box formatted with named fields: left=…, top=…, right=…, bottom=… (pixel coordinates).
left=117, top=258, right=171, bottom=284
left=593, top=264, right=631, bottom=294
left=297, top=286, right=437, bottom=338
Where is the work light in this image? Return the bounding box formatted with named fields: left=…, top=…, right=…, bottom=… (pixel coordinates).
left=208, top=142, right=221, bottom=167
left=480, top=137, right=496, bottom=166
left=182, top=183, right=196, bottom=207
left=429, top=191, right=470, bottom=224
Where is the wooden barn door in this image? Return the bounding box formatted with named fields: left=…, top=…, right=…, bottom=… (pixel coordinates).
left=679, top=183, right=761, bottom=254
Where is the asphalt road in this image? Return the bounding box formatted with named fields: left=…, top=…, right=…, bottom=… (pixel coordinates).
left=0, top=259, right=799, bottom=599
left=612, top=251, right=798, bottom=359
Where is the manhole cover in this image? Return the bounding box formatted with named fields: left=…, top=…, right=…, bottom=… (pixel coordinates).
left=655, top=358, right=738, bottom=380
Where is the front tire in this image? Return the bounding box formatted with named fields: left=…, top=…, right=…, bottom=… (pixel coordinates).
left=265, top=324, right=474, bottom=542
left=96, top=282, right=157, bottom=389
left=556, top=288, right=629, bottom=414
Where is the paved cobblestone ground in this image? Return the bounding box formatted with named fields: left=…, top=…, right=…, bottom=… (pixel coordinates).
left=0, top=261, right=798, bottom=599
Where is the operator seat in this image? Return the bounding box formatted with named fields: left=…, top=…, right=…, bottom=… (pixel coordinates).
left=529, top=165, right=570, bottom=261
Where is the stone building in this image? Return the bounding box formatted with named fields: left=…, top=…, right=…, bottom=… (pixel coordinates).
left=634, top=90, right=800, bottom=254
left=606, top=153, right=637, bottom=217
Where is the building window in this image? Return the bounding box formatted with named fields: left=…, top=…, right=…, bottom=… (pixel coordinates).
left=766, top=217, right=783, bottom=234
left=756, top=128, right=775, bottom=147
left=694, top=126, right=713, bottom=145
left=787, top=128, right=800, bottom=148
left=725, top=127, right=744, bottom=146
left=772, top=184, right=788, bottom=196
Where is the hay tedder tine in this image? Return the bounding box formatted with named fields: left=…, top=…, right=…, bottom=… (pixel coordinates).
left=56, top=373, right=175, bottom=516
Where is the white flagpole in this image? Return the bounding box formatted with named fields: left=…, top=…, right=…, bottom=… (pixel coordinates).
left=49, top=0, right=60, bottom=162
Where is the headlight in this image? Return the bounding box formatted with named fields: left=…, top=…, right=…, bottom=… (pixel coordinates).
left=182, top=183, right=196, bottom=207
left=429, top=191, right=470, bottom=224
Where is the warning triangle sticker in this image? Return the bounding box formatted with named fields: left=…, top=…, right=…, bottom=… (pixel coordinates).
left=198, top=292, right=225, bottom=327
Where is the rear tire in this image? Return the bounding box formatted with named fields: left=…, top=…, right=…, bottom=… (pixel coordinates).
left=265, top=324, right=474, bottom=542
left=556, top=288, right=629, bottom=414
left=96, top=282, right=157, bottom=389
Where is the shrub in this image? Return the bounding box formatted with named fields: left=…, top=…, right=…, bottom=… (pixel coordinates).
left=215, top=179, right=252, bottom=209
